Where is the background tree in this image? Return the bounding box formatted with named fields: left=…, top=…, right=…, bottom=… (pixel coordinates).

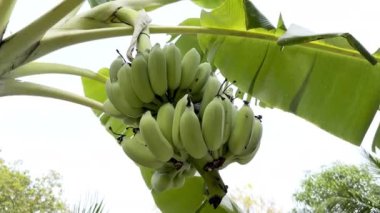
left=0, top=158, right=67, bottom=213
left=293, top=162, right=380, bottom=213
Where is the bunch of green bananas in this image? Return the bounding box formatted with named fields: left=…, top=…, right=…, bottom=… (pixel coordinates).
left=102, top=43, right=262, bottom=195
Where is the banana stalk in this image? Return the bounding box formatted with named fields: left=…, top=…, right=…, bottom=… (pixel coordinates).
left=3, top=62, right=107, bottom=83
left=0, top=0, right=84, bottom=76
left=0, top=0, right=16, bottom=42
left=0, top=79, right=104, bottom=111
left=189, top=157, right=227, bottom=209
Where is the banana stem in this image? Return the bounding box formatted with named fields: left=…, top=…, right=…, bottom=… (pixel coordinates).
left=18, top=23, right=373, bottom=73
left=115, top=7, right=152, bottom=59
left=0, top=79, right=104, bottom=111
left=3, top=62, right=107, bottom=83
left=0, top=0, right=17, bottom=42
left=0, top=0, right=84, bottom=76
left=189, top=156, right=227, bottom=209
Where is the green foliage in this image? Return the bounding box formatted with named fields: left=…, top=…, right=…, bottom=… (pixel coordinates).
left=293, top=163, right=380, bottom=212
left=198, top=0, right=380, bottom=145
left=71, top=193, right=106, bottom=213
left=0, top=159, right=67, bottom=213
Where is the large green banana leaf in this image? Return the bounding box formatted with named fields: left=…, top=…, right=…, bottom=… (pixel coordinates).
left=198, top=0, right=380, bottom=146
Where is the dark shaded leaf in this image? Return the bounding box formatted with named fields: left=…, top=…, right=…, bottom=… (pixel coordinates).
left=276, top=14, right=286, bottom=31
left=244, top=0, right=274, bottom=30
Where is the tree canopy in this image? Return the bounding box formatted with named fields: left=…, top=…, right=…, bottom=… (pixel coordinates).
left=0, top=159, right=67, bottom=213
left=293, top=162, right=380, bottom=213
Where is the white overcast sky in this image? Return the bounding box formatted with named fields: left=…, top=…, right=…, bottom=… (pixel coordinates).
left=0, top=0, right=380, bottom=212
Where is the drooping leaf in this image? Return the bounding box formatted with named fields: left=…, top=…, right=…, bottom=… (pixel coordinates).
left=199, top=0, right=380, bottom=145
left=152, top=176, right=206, bottom=213
left=191, top=0, right=225, bottom=9
left=278, top=24, right=377, bottom=65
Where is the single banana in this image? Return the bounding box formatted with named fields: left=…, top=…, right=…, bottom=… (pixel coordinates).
left=171, top=94, right=188, bottom=150
left=227, top=103, right=254, bottom=155
left=189, top=62, right=212, bottom=95
left=121, top=132, right=165, bottom=169
left=171, top=172, right=186, bottom=189
left=105, top=80, right=144, bottom=118
left=109, top=56, right=125, bottom=82
left=179, top=100, right=208, bottom=159
left=99, top=113, right=111, bottom=125
left=117, top=63, right=144, bottom=108
left=157, top=102, right=175, bottom=145
left=199, top=75, right=221, bottom=117
left=148, top=44, right=168, bottom=96
left=221, top=96, right=233, bottom=143
left=123, top=116, right=139, bottom=127
left=103, top=99, right=123, bottom=118
left=151, top=169, right=176, bottom=192
left=240, top=117, right=262, bottom=156
left=140, top=111, right=174, bottom=162
left=164, top=43, right=182, bottom=91
left=202, top=97, right=225, bottom=151
left=236, top=118, right=262, bottom=165
left=179, top=48, right=201, bottom=89
left=181, top=165, right=196, bottom=177
left=173, top=89, right=188, bottom=103
left=131, top=54, right=156, bottom=103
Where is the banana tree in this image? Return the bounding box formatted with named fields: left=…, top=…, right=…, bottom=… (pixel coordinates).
left=0, top=0, right=379, bottom=212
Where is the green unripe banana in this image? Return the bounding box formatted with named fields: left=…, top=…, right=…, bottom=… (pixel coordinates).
left=241, top=117, right=262, bottom=156
left=202, top=97, right=225, bottom=151
left=131, top=54, right=155, bottom=103
left=172, top=94, right=188, bottom=150
left=99, top=113, right=111, bottom=125
left=179, top=48, right=201, bottom=89
left=140, top=111, right=174, bottom=162
left=151, top=170, right=175, bottom=192
left=148, top=44, right=168, bottom=96
left=190, top=62, right=212, bottom=95
left=227, top=103, right=254, bottom=155
left=199, top=75, right=221, bottom=117
left=121, top=132, right=165, bottom=169
left=105, top=80, right=144, bottom=118
left=180, top=100, right=208, bottom=159
left=171, top=172, right=186, bottom=189
left=103, top=99, right=123, bottom=118
left=109, top=56, right=124, bottom=82
left=237, top=121, right=262, bottom=165
left=181, top=165, right=196, bottom=177
left=164, top=44, right=182, bottom=91
left=221, top=96, right=233, bottom=143
left=157, top=102, right=175, bottom=145
left=117, top=63, right=144, bottom=108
